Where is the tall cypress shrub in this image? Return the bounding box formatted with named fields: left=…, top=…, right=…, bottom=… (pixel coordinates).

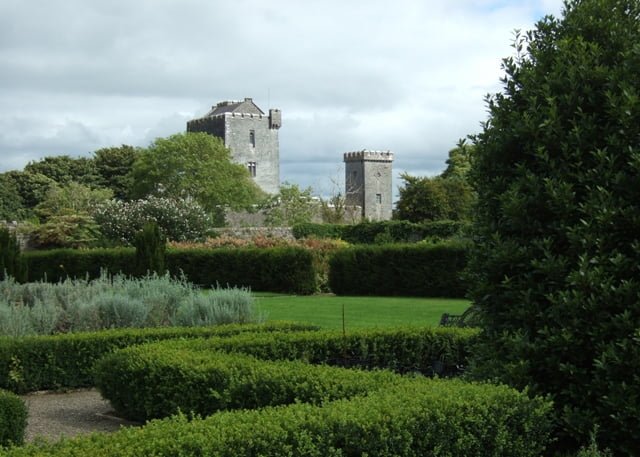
left=134, top=222, right=166, bottom=276
left=467, top=1, right=640, bottom=455
left=0, top=227, right=26, bottom=282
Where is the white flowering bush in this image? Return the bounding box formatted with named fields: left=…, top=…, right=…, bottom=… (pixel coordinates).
left=93, top=196, right=211, bottom=245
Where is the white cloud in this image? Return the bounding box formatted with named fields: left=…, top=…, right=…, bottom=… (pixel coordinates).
left=0, top=0, right=564, bottom=190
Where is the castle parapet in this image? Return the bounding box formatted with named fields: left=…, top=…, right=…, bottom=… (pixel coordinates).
left=343, top=150, right=394, bottom=163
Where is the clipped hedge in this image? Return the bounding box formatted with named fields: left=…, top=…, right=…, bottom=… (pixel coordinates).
left=0, top=389, right=27, bottom=447
left=23, top=247, right=317, bottom=294
left=329, top=241, right=469, bottom=297
left=0, top=322, right=318, bottom=393
left=0, top=378, right=552, bottom=457
left=23, top=248, right=135, bottom=283
left=293, top=220, right=469, bottom=243
left=95, top=344, right=398, bottom=422
left=181, top=326, right=478, bottom=377
left=166, top=247, right=317, bottom=294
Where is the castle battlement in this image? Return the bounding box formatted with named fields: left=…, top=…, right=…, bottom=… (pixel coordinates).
left=343, top=150, right=394, bottom=163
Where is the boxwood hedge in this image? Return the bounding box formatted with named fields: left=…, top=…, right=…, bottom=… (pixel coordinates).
left=94, top=344, right=399, bottom=422
left=0, top=378, right=552, bottom=457
left=0, top=322, right=318, bottom=393
left=0, top=389, right=27, bottom=447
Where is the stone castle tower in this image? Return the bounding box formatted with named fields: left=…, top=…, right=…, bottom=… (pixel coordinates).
left=344, top=150, right=394, bottom=221
left=186, top=97, right=281, bottom=194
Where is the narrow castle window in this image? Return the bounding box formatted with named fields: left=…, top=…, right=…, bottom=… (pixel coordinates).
left=249, top=130, right=255, bottom=147
left=376, top=193, right=382, bottom=204
left=248, top=161, right=257, bottom=177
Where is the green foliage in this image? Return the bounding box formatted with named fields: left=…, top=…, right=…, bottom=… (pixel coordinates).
left=33, top=182, right=113, bottom=222
left=0, top=228, right=26, bottom=282
left=467, top=1, right=640, bottom=454
left=22, top=246, right=318, bottom=294
left=24, top=155, right=100, bottom=188
left=329, top=241, right=469, bottom=297
left=3, top=171, right=56, bottom=211
left=134, top=222, right=166, bottom=276
left=0, top=378, right=552, bottom=457
left=394, top=172, right=474, bottom=222
left=293, top=219, right=469, bottom=243
left=24, top=248, right=135, bottom=282
left=0, top=174, right=26, bottom=222
left=26, top=214, right=102, bottom=249
left=166, top=247, right=317, bottom=294
left=292, top=222, right=345, bottom=240
left=95, top=344, right=398, bottom=422
left=0, top=389, right=27, bottom=447
left=261, top=182, right=316, bottom=227
left=0, top=322, right=317, bottom=393
left=441, top=140, right=475, bottom=180
left=129, top=132, right=264, bottom=222
left=191, top=326, right=477, bottom=377
left=92, top=145, right=138, bottom=200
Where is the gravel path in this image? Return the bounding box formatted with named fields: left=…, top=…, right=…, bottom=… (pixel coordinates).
left=20, top=389, right=139, bottom=443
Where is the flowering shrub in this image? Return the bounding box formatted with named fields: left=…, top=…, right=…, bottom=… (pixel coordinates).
left=93, top=196, right=211, bottom=244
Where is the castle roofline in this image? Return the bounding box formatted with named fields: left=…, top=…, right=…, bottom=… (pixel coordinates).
left=201, top=97, right=266, bottom=118
left=343, top=150, right=394, bottom=162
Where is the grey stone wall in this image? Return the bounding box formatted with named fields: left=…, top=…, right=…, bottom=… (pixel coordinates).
left=225, top=113, right=280, bottom=195
left=344, top=150, right=394, bottom=221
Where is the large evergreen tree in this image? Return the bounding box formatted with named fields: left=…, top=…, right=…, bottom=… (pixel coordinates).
left=468, top=1, right=640, bottom=454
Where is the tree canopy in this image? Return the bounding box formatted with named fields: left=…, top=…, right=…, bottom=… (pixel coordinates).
left=129, top=133, right=264, bottom=222
left=467, top=1, right=640, bottom=454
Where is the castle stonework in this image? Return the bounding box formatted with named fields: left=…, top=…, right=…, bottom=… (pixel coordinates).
left=344, top=150, right=394, bottom=221
left=186, top=98, right=281, bottom=194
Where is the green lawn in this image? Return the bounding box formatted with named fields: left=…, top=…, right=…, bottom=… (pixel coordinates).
left=254, top=294, right=470, bottom=329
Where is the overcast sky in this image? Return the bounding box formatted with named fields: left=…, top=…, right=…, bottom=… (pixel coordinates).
left=0, top=0, right=564, bottom=197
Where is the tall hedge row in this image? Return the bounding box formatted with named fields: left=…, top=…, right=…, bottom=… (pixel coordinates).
left=0, top=378, right=552, bottom=457
left=0, top=322, right=317, bottom=393
left=165, top=247, right=316, bottom=294
left=293, top=219, right=469, bottom=243
left=329, top=241, right=469, bottom=297
left=22, top=246, right=317, bottom=294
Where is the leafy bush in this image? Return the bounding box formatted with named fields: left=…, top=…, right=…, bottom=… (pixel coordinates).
left=466, top=1, right=640, bottom=454
left=133, top=222, right=166, bottom=276
left=329, top=241, right=469, bottom=297
left=0, top=228, right=25, bottom=282
left=0, top=378, right=552, bottom=457
left=0, top=389, right=27, bottom=447
left=95, top=344, right=398, bottom=421
left=0, top=322, right=318, bottom=393
left=93, top=196, right=211, bottom=244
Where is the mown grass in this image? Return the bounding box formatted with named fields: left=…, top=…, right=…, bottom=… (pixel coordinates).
left=254, top=294, right=470, bottom=329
